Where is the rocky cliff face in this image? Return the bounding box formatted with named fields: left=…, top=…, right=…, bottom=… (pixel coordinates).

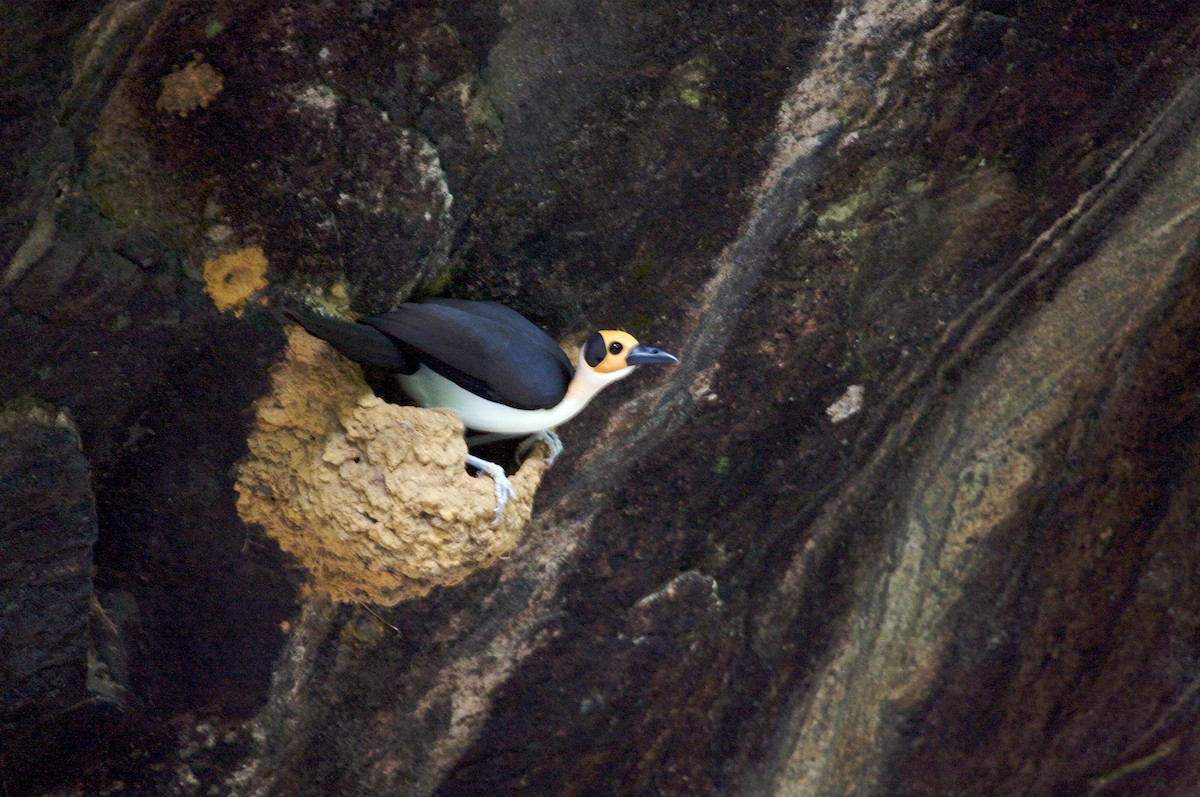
left=3, top=1, right=1200, bottom=795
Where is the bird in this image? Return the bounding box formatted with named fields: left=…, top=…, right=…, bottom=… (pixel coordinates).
left=285, top=298, right=678, bottom=521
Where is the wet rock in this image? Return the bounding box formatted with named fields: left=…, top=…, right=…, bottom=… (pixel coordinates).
left=0, top=403, right=98, bottom=733
left=0, top=402, right=110, bottom=793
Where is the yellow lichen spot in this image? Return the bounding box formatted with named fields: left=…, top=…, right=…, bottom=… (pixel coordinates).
left=156, top=54, right=224, bottom=116
left=203, top=246, right=268, bottom=313
left=310, top=280, right=352, bottom=316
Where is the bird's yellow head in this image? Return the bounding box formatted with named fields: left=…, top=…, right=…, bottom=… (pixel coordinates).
left=566, top=329, right=677, bottom=401
left=580, top=329, right=678, bottom=374
left=583, top=330, right=638, bottom=374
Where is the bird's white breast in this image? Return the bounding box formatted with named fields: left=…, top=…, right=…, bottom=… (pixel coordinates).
left=397, top=366, right=588, bottom=435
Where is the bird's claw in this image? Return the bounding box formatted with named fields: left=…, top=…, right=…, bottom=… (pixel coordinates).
left=465, top=454, right=516, bottom=525
left=517, top=429, right=563, bottom=466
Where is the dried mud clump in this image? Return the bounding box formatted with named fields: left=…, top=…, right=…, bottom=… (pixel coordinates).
left=203, top=246, right=269, bottom=313
left=155, top=54, right=224, bottom=116
left=236, top=326, right=549, bottom=605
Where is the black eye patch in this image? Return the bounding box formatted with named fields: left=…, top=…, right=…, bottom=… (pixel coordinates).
left=584, top=332, right=607, bottom=367
left=609, top=341, right=623, bottom=355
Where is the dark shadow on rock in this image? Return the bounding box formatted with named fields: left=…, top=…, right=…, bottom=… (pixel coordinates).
left=0, top=403, right=117, bottom=797
left=93, top=309, right=299, bottom=718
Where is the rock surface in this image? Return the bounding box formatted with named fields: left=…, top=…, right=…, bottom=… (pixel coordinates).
left=0, top=403, right=113, bottom=794
left=2, top=0, right=1200, bottom=795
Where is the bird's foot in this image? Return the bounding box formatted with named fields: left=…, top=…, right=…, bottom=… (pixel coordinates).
left=465, top=454, right=516, bottom=525
left=517, top=429, right=563, bottom=466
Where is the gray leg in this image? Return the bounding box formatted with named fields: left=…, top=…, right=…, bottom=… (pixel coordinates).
left=465, top=454, right=516, bottom=525
left=516, top=429, right=563, bottom=466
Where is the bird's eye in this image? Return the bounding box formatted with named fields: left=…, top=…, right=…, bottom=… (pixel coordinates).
left=609, top=341, right=624, bottom=355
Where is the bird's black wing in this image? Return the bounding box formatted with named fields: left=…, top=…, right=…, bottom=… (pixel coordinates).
left=364, top=301, right=573, bottom=410
left=285, top=308, right=416, bottom=373
left=420, top=298, right=568, bottom=363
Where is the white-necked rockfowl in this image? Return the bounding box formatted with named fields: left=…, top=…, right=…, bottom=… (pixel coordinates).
left=286, top=298, right=678, bottom=520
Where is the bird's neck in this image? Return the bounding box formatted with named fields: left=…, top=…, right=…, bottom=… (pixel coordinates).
left=564, top=355, right=633, bottom=406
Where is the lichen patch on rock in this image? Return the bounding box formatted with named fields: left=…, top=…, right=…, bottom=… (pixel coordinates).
left=156, top=54, right=224, bottom=116
left=202, top=246, right=268, bottom=313
left=235, top=326, right=548, bottom=605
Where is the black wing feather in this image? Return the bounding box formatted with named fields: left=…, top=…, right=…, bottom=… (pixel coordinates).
left=422, top=299, right=569, bottom=364
left=284, top=308, right=416, bottom=373
left=364, top=301, right=573, bottom=410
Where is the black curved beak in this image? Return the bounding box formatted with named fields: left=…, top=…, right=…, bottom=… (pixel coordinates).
left=626, top=344, right=679, bottom=366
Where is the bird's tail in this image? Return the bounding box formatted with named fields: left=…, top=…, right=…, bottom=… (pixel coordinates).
left=284, top=307, right=413, bottom=372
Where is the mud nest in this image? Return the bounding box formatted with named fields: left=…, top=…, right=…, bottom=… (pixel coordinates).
left=236, top=326, right=549, bottom=605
